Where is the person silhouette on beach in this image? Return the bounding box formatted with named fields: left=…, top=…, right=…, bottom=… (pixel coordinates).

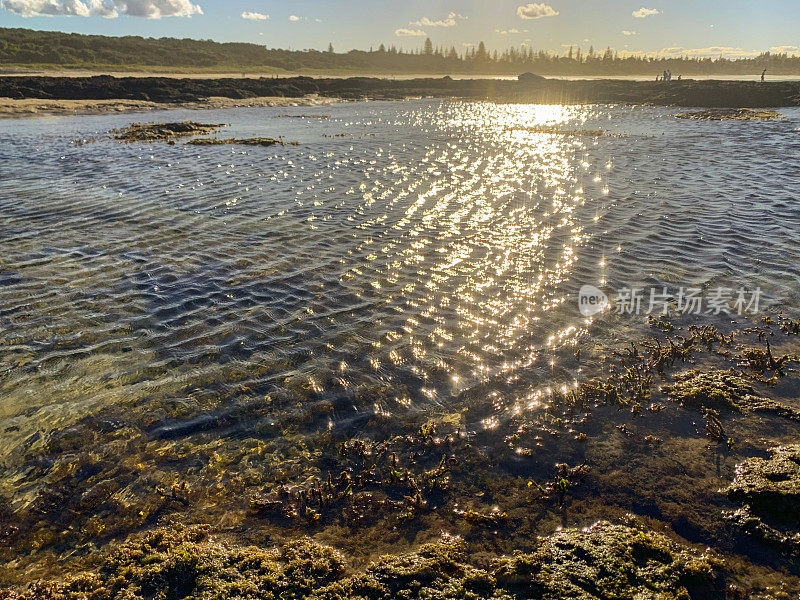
left=761, top=69, right=767, bottom=82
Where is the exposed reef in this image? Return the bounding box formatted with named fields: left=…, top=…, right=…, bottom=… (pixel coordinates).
left=1, top=75, right=798, bottom=107
left=113, top=121, right=225, bottom=142
left=674, top=108, right=784, bottom=120
left=0, top=521, right=726, bottom=600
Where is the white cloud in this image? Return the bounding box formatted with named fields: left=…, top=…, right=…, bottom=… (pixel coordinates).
left=411, top=12, right=464, bottom=27
left=1, top=0, right=110, bottom=16
left=496, top=28, right=524, bottom=35
left=395, top=28, right=427, bottom=36
left=241, top=10, right=267, bottom=20
left=1, top=0, right=202, bottom=17
left=288, top=14, right=301, bottom=21
left=632, top=7, right=659, bottom=18
left=517, top=3, right=558, bottom=19
left=622, top=30, right=636, bottom=35
left=115, top=0, right=201, bottom=17
left=771, top=45, right=799, bottom=55
left=657, top=46, right=761, bottom=58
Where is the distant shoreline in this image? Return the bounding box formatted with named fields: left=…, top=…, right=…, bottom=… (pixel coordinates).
left=0, top=95, right=340, bottom=118
left=1, top=75, right=798, bottom=118
left=3, top=69, right=800, bottom=82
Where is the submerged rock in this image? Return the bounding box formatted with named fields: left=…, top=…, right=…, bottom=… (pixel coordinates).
left=674, top=108, right=783, bottom=120
left=0, top=521, right=727, bottom=599
left=505, top=125, right=605, bottom=136
left=186, top=137, right=291, bottom=147
left=114, top=121, right=226, bottom=142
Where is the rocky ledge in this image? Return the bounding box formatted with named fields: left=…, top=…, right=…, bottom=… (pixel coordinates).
left=1, top=75, right=798, bottom=108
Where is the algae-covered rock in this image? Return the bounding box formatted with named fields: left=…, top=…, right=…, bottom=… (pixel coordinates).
left=0, top=521, right=727, bottom=600
left=114, top=121, right=226, bottom=142
left=492, top=522, right=724, bottom=600
left=725, top=445, right=800, bottom=557
left=663, top=369, right=764, bottom=411
left=726, top=445, right=800, bottom=524
left=675, top=108, right=783, bottom=120
left=662, top=369, right=800, bottom=420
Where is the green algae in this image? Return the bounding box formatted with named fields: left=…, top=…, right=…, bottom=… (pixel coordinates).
left=0, top=521, right=726, bottom=600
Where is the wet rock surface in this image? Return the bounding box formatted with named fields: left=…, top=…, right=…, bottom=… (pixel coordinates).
left=0, top=521, right=726, bottom=600
left=1, top=76, right=798, bottom=107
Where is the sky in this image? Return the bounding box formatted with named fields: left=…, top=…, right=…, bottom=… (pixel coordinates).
left=0, top=0, right=798, bottom=58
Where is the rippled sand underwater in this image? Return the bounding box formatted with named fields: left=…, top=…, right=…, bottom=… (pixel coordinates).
left=2, top=100, right=800, bottom=590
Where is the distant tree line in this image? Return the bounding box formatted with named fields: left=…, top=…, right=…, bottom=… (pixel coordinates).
left=1, top=28, right=799, bottom=75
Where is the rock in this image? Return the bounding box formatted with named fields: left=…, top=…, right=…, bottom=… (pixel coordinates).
left=663, top=369, right=800, bottom=419
left=2, top=76, right=799, bottom=108
left=492, top=522, right=724, bottom=599
left=726, top=445, right=800, bottom=524
left=518, top=72, right=545, bottom=83
left=505, top=125, right=604, bottom=136
left=0, top=521, right=727, bottom=599
left=186, top=137, right=288, bottom=147
left=663, top=369, right=764, bottom=411
left=113, top=121, right=226, bottom=142
left=725, top=445, right=800, bottom=556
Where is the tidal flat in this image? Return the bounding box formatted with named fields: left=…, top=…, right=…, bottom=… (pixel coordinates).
left=1, top=100, right=800, bottom=598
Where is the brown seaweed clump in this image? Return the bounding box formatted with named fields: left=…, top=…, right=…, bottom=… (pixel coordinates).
left=186, top=137, right=294, bottom=147
left=0, top=521, right=726, bottom=600
left=674, top=108, right=783, bottom=121
left=113, top=121, right=226, bottom=142
left=663, top=369, right=800, bottom=419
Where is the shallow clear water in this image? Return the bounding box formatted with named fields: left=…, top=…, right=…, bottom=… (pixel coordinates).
left=1, top=101, right=799, bottom=432
left=2, top=101, right=800, bottom=576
